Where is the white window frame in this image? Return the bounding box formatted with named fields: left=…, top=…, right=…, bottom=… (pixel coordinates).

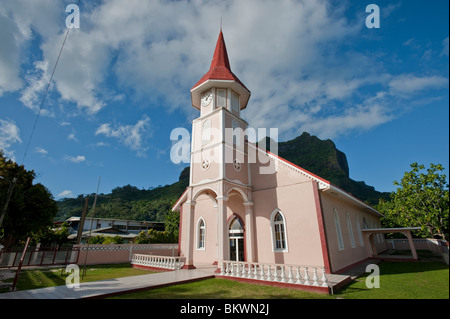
left=217, top=89, right=227, bottom=108
left=334, top=209, right=344, bottom=251
left=196, top=217, right=206, bottom=250
left=270, top=209, right=288, bottom=252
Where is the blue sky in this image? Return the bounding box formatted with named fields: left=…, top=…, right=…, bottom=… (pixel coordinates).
left=0, top=0, right=448, bottom=200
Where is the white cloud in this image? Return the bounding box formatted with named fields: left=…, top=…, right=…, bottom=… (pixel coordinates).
left=65, top=155, right=86, bottom=163
left=95, top=115, right=151, bottom=157
left=299, top=104, right=394, bottom=139
left=58, top=190, right=75, bottom=198
left=19, top=60, right=53, bottom=114
left=67, top=133, right=78, bottom=142
left=0, top=1, right=61, bottom=97
left=35, top=147, right=48, bottom=155
left=389, top=75, right=449, bottom=95
left=0, top=119, right=22, bottom=160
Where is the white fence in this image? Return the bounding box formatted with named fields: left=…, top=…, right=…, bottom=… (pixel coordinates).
left=386, top=239, right=448, bottom=253
left=74, top=243, right=178, bottom=266
left=131, top=254, right=185, bottom=270
left=220, top=261, right=328, bottom=288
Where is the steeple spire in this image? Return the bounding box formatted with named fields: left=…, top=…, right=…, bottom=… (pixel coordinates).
left=191, top=30, right=251, bottom=110
left=192, top=31, right=249, bottom=92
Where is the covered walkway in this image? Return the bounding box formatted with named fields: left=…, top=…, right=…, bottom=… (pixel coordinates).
left=362, top=227, right=421, bottom=260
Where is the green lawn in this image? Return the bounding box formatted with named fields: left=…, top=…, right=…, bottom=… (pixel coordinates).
left=111, top=261, right=449, bottom=299
left=336, top=261, right=449, bottom=299
left=111, top=277, right=333, bottom=299
left=0, top=263, right=158, bottom=293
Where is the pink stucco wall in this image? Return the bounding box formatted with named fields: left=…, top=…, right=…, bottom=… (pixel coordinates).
left=319, top=192, right=386, bottom=272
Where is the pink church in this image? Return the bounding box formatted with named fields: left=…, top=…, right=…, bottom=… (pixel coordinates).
left=172, top=31, right=417, bottom=288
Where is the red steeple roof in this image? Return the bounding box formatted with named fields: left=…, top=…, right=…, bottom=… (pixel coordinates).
left=192, top=31, right=249, bottom=91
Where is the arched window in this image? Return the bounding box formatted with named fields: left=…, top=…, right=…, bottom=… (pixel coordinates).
left=197, top=218, right=206, bottom=250
left=271, top=210, right=287, bottom=251
left=346, top=212, right=356, bottom=248
left=362, top=217, right=369, bottom=229
left=334, top=209, right=344, bottom=250
left=229, top=217, right=244, bottom=261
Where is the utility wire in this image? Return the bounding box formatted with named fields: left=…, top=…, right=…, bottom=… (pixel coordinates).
left=20, top=0, right=81, bottom=166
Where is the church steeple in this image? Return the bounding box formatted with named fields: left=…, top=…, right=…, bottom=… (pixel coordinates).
left=191, top=31, right=251, bottom=111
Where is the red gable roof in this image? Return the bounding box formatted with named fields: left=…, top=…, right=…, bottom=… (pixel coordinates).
left=192, top=31, right=249, bottom=91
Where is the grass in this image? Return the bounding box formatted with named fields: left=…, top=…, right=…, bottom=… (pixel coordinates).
left=0, top=263, right=158, bottom=293
left=336, top=260, right=449, bottom=299
left=111, top=260, right=449, bottom=299
left=110, top=277, right=333, bottom=299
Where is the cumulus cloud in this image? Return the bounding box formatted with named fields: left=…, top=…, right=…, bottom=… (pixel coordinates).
left=0, top=1, right=61, bottom=97
left=389, top=75, right=449, bottom=95
left=35, top=147, right=48, bottom=155
left=0, top=119, right=22, bottom=160
left=65, top=155, right=86, bottom=163
left=57, top=190, right=75, bottom=198
left=95, top=115, right=151, bottom=157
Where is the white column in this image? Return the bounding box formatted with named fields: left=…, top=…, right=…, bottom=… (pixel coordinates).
left=183, top=200, right=196, bottom=269
left=244, top=201, right=255, bottom=262
left=216, top=195, right=228, bottom=267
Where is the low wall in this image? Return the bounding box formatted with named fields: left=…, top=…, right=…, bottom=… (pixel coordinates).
left=74, top=244, right=178, bottom=266
left=386, top=238, right=448, bottom=253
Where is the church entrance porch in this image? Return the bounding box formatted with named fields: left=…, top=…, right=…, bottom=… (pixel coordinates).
left=229, top=217, right=245, bottom=262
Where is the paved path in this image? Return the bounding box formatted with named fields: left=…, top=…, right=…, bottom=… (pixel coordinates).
left=0, top=267, right=215, bottom=299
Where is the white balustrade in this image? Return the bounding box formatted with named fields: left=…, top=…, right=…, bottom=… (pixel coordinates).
left=220, top=261, right=329, bottom=288
left=131, top=254, right=185, bottom=270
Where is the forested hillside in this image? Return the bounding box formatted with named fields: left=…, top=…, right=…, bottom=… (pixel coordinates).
left=55, top=173, right=189, bottom=222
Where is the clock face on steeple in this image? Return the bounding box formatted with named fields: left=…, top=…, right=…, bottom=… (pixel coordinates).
left=201, top=90, right=213, bottom=107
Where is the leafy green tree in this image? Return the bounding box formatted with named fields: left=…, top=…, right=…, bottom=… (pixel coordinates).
left=134, top=229, right=176, bottom=244
left=164, top=204, right=180, bottom=241
left=32, top=222, right=72, bottom=247
left=378, top=163, right=449, bottom=240
left=101, top=236, right=124, bottom=244
left=1, top=152, right=58, bottom=247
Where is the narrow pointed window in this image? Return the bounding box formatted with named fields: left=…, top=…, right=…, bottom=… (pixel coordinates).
left=334, top=209, right=344, bottom=250
left=347, top=212, right=356, bottom=248
left=271, top=210, right=288, bottom=252
left=197, top=218, right=206, bottom=249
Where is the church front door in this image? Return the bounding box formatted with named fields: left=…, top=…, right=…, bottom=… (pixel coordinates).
left=229, top=217, right=245, bottom=262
